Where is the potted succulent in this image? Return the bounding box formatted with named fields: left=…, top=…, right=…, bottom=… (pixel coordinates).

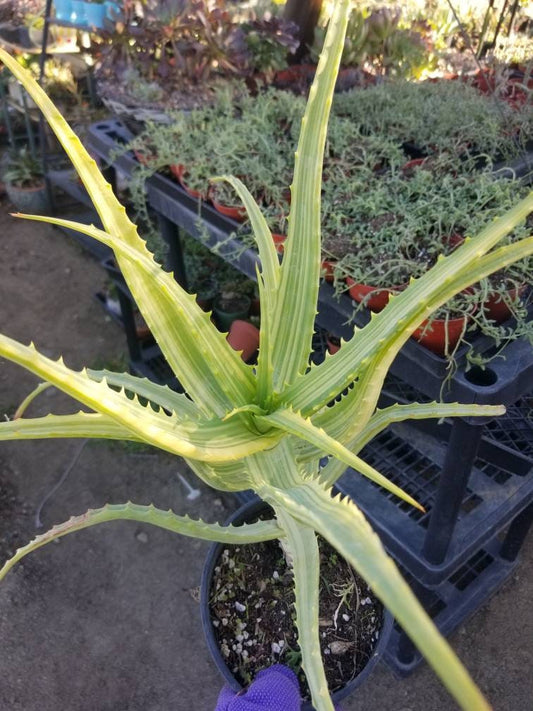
left=1, top=3, right=533, bottom=708
left=201, top=498, right=394, bottom=708
left=3, top=147, right=50, bottom=214
left=93, top=1, right=297, bottom=122
left=212, top=270, right=256, bottom=331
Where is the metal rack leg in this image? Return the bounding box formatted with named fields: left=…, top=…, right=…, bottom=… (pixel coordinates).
left=0, top=82, right=15, bottom=148
left=117, top=290, right=142, bottom=363
left=156, top=212, right=188, bottom=288
left=422, top=419, right=484, bottom=565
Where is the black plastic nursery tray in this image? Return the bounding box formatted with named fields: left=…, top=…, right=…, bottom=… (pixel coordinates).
left=130, top=345, right=181, bottom=390
left=318, top=280, right=533, bottom=407
left=383, top=532, right=520, bottom=676
left=86, top=120, right=260, bottom=265
left=336, top=409, right=533, bottom=585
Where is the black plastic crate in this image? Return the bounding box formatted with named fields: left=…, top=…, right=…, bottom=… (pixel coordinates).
left=131, top=345, right=181, bottom=391
left=381, top=373, right=533, bottom=467
left=384, top=533, right=522, bottom=676
left=483, top=395, right=533, bottom=463
left=336, top=421, right=533, bottom=585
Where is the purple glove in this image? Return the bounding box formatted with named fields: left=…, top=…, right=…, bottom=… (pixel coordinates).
left=215, top=664, right=342, bottom=711
left=215, top=665, right=300, bottom=710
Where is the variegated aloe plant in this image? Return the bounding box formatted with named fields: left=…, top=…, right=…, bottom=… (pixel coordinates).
left=1, top=3, right=532, bottom=709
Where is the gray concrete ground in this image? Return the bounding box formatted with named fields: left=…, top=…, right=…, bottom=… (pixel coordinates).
left=0, top=202, right=532, bottom=710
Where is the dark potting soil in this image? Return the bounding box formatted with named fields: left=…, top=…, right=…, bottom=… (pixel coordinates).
left=209, top=535, right=384, bottom=699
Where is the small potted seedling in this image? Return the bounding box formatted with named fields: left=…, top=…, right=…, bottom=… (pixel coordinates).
left=3, top=147, right=50, bottom=214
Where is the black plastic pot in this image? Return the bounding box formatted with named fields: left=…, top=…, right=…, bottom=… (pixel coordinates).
left=213, top=294, right=251, bottom=332
left=201, top=499, right=393, bottom=710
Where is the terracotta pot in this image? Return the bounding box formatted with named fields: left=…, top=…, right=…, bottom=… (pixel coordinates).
left=502, top=77, right=533, bottom=109
left=411, top=312, right=471, bottom=356
left=483, top=284, right=528, bottom=323
left=210, top=198, right=247, bottom=222
left=468, top=69, right=495, bottom=94
left=169, top=163, right=184, bottom=182
left=169, top=163, right=206, bottom=200
left=273, top=63, right=316, bottom=89
left=272, top=233, right=286, bottom=254
left=321, top=259, right=336, bottom=282
left=326, top=333, right=341, bottom=354
left=346, top=277, right=405, bottom=312
left=226, top=320, right=260, bottom=362
left=133, top=148, right=155, bottom=167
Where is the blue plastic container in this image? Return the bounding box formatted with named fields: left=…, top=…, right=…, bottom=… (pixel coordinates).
left=84, top=2, right=106, bottom=29
left=53, top=0, right=72, bottom=21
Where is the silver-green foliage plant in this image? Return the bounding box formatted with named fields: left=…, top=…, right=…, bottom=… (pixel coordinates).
left=1, top=3, right=533, bottom=709
left=333, top=77, right=532, bottom=160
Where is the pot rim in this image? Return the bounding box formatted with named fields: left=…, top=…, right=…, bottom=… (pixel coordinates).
left=6, top=181, right=46, bottom=192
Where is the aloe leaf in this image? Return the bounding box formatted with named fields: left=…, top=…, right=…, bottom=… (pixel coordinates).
left=0, top=51, right=196, bottom=398
left=275, top=510, right=333, bottom=711
left=212, top=175, right=280, bottom=404
left=264, top=480, right=491, bottom=711
left=248, top=437, right=308, bottom=493
left=316, top=401, right=506, bottom=487
left=270, top=0, right=351, bottom=392
left=186, top=458, right=256, bottom=493
left=355, top=402, right=505, bottom=447
left=13, top=382, right=52, bottom=418
left=0, top=502, right=283, bottom=581
left=307, top=386, right=505, bottom=456
left=14, top=213, right=256, bottom=416
left=257, top=408, right=423, bottom=510
left=0, top=412, right=141, bottom=442
left=212, top=176, right=279, bottom=287
left=86, top=369, right=199, bottom=417
left=284, top=197, right=533, bottom=415
left=0, top=335, right=281, bottom=465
